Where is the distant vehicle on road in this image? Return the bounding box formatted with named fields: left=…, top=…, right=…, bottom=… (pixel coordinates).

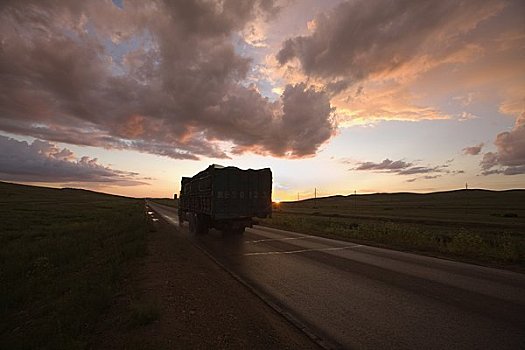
left=178, top=164, right=272, bottom=235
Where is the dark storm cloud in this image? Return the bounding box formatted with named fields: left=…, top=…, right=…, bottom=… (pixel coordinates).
left=481, top=113, right=525, bottom=175
left=0, top=136, right=146, bottom=185
left=0, top=0, right=335, bottom=160
left=463, top=143, right=484, bottom=156
left=277, top=0, right=505, bottom=82
left=199, top=82, right=333, bottom=157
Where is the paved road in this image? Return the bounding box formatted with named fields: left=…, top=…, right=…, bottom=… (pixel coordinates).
left=148, top=202, right=525, bottom=350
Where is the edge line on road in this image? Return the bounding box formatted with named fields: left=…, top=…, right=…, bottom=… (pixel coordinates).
left=244, top=236, right=309, bottom=244
left=243, top=245, right=363, bottom=256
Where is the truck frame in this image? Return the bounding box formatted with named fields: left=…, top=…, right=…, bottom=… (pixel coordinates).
left=178, top=164, right=272, bottom=235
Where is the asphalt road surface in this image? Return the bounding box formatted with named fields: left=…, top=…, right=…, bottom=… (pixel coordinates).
left=148, top=202, right=525, bottom=350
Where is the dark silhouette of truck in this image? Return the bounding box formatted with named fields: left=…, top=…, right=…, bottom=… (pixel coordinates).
left=178, top=164, right=272, bottom=235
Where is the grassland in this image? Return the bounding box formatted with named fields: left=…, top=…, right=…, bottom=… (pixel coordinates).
left=0, top=182, right=148, bottom=349
left=261, top=189, right=525, bottom=268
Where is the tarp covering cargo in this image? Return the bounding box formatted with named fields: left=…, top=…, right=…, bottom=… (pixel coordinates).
left=179, top=165, right=272, bottom=220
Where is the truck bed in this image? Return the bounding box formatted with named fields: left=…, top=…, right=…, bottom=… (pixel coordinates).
left=180, top=165, right=272, bottom=220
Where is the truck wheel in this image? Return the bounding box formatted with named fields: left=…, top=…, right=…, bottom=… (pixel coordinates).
left=196, top=214, right=209, bottom=235
left=188, top=214, right=196, bottom=234
left=232, top=227, right=245, bottom=235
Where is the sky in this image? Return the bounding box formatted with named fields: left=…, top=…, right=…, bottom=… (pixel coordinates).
left=0, top=0, right=524, bottom=200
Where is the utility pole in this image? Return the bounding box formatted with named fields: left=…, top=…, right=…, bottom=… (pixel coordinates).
left=465, top=182, right=469, bottom=215
left=354, top=190, right=357, bottom=210
left=314, top=188, right=317, bottom=208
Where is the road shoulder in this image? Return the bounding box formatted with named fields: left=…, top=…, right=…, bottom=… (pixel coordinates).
left=90, top=206, right=318, bottom=349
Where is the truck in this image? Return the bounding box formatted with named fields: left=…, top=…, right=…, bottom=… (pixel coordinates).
left=178, top=164, right=272, bottom=235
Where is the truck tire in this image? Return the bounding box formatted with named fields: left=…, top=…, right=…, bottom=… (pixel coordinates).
left=188, top=213, right=196, bottom=234
left=195, top=214, right=209, bottom=235
left=232, top=227, right=245, bottom=235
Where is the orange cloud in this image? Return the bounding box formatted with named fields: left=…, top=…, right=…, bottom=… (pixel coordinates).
left=119, top=114, right=145, bottom=138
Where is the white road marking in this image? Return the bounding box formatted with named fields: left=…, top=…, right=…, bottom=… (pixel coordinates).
left=151, top=206, right=179, bottom=225
left=244, top=236, right=309, bottom=244
left=243, top=245, right=363, bottom=256
left=165, top=216, right=178, bottom=225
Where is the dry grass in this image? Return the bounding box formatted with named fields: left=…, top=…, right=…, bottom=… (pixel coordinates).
left=262, top=190, right=525, bottom=267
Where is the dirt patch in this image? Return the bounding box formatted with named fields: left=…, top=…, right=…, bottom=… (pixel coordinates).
left=90, top=209, right=318, bottom=349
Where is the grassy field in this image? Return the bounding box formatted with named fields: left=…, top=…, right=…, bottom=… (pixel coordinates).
left=0, top=182, right=148, bottom=349
left=261, top=189, right=525, bottom=268
left=275, top=190, right=525, bottom=226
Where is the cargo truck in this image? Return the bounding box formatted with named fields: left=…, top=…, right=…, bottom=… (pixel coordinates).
left=178, top=164, right=272, bottom=235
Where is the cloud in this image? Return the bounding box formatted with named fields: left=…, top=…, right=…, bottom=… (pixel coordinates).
left=352, top=158, right=445, bottom=175
left=277, top=0, right=505, bottom=82
left=398, top=166, right=442, bottom=175
left=0, top=136, right=146, bottom=185
left=463, top=143, right=484, bottom=155
left=355, top=159, right=412, bottom=171
left=351, top=158, right=464, bottom=181
left=481, top=113, right=525, bottom=175
left=453, top=93, right=476, bottom=106
left=275, top=0, right=523, bottom=125
left=406, top=174, right=442, bottom=183
left=331, top=80, right=451, bottom=126
left=0, top=0, right=335, bottom=160
left=458, top=112, right=479, bottom=122
left=205, top=83, right=335, bottom=157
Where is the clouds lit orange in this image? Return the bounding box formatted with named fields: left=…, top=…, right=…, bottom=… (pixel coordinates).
left=0, top=0, right=523, bottom=198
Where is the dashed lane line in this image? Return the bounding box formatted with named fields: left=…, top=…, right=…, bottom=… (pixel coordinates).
left=243, top=245, right=363, bottom=256
left=244, top=235, right=309, bottom=244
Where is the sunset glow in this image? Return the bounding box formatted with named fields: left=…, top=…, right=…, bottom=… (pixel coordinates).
left=0, top=0, right=524, bottom=198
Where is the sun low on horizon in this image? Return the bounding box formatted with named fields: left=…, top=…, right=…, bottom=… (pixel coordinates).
left=0, top=0, right=524, bottom=200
